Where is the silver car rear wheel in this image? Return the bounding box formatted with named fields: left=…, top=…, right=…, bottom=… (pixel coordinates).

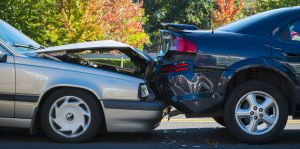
left=49, top=96, right=92, bottom=138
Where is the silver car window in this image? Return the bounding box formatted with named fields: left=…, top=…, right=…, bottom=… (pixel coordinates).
left=0, top=45, right=8, bottom=54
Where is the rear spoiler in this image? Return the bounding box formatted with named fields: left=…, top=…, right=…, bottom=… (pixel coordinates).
left=161, top=23, right=198, bottom=31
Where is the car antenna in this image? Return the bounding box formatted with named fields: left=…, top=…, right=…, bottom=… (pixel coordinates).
left=210, top=10, right=215, bottom=34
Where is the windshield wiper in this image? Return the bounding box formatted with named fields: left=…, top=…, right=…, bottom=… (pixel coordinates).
left=13, top=44, right=45, bottom=50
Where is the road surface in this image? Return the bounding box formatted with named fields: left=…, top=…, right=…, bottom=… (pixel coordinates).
left=0, top=115, right=300, bottom=149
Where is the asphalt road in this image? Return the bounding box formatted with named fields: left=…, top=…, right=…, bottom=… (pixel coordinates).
left=1, top=115, right=300, bottom=149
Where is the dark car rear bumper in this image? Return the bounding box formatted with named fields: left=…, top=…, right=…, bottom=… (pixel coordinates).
left=171, top=95, right=223, bottom=116
left=102, top=100, right=166, bottom=132
left=157, top=59, right=224, bottom=116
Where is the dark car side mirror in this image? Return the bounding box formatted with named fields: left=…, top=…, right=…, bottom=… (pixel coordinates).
left=0, top=53, right=7, bottom=63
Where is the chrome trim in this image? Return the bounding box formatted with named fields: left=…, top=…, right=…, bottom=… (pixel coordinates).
left=0, top=39, right=22, bottom=56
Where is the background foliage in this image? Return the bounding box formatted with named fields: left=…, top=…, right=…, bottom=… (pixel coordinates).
left=249, top=0, right=300, bottom=14
left=213, top=0, right=245, bottom=28
left=0, top=0, right=149, bottom=49
left=0, top=0, right=299, bottom=52
left=143, top=0, right=214, bottom=52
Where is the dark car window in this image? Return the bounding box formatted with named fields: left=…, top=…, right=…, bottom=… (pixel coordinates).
left=217, top=8, right=282, bottom=32
left=280, top=20, right=300, bottom=42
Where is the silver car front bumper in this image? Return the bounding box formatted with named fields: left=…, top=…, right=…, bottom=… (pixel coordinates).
left=102, top=100, right=166, bottom=132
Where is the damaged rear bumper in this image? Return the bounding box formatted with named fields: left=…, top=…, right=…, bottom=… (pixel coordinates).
left=171, top=95, right=223, bottom=116
left=157, top=61, right=224, bottom=116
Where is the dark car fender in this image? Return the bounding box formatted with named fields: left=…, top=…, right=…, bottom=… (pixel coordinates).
left=216, top=57, right=298, bottom=114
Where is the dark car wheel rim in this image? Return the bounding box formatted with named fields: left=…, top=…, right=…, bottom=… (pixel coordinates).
left=234, top=91, right=279, bottom=135
left=49, top=96, right=91, bottom=138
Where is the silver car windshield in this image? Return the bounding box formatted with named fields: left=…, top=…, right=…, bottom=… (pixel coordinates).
left=0, top=20, right=42, bottom=54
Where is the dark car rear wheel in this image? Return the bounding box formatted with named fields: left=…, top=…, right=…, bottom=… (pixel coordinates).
left=223, top=81, right=288, bottom=144
left=41, top=88, right=103, bottom=143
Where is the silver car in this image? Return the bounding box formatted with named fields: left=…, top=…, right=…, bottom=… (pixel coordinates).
left=0, top=19, right=166, bottom=142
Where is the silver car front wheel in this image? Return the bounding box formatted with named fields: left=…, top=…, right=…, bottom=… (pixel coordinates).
left=49, top=96, right=91, bottom=138
left=41, top=89, right=103, bottom=143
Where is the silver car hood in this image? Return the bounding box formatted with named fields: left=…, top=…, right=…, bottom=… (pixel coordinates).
left=33, top=40, right=153, bottom=63
left=35, top=40, right=134, bottom=53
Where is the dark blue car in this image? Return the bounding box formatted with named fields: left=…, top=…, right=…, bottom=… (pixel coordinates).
left=157, top=7, right=300, bottom=143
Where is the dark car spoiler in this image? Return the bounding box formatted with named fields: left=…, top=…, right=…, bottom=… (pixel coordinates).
left=161, top=23, right=198, bottom=31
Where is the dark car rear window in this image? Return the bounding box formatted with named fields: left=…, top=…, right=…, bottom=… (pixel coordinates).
left=217, top=7, right=299, bottom=36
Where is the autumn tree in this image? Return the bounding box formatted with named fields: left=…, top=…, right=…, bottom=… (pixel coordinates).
left=0, top=0, right=149, bottom=49
left=81, top=0, right=149, bottom=49
left=213, top=0, right=245, bottom=28
left=143, top=0, right=214, bottom=52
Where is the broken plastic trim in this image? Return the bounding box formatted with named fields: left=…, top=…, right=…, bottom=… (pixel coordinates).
left=138, top=83, right=156, bottom=101
left=162, top=63, right=190, bottom=74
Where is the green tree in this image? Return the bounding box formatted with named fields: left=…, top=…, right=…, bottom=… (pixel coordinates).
left=0, top=0, right=149, bottom=49
left=0, top=0, right=54, bottom=46
left=143, top=0, right=214, bottom=52
left=81, top=0, right=149, bottom=49
left=0, top=0, right=85, bottom=46
left=247, top=0, right=300, bottom=15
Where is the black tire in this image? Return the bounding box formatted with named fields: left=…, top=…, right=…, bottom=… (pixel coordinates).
left=41, top=88, right=103, bottom=143
left=213, top=117, right=226, bottom=127
left=223, top=81, right=288, bottom=144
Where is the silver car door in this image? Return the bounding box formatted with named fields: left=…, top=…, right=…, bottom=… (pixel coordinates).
left=0, top=45, right=15, bottom=117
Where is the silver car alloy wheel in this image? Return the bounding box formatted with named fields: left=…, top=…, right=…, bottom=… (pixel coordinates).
left=49, top=96, right=91, bottom=138
left=234, top=91, right=279, bottom=135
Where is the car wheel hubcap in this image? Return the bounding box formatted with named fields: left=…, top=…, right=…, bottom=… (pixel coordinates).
left=49, top=96, right=91, bottom=138
left=234, top=91, right=279, bottom=135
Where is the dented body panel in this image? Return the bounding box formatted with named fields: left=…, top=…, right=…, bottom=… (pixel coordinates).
left=0, top=29, right=165, bottom=133
left=158, top=7, right=300, bottom=116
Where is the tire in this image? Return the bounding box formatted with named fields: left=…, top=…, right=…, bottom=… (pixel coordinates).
left=41, top=88, right=103, bottom=143
left=223, top=81, right=288, bottom=144
left=213, top=117, right=226, bottom=127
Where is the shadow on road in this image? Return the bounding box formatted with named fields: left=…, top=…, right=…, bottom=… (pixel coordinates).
left=0, top=128, right=299, bottom=148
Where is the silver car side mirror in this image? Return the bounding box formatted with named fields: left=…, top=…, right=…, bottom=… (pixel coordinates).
left=0, top=53, right=7, bottom=63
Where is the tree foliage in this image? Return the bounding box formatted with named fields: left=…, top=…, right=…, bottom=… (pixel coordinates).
left=0, top=0, right=57, bottom=46
left=143, top=0, right=214, bottom=52
left=249, top=0, right=300, bottom=15
left=0, top=0, right=149, bottom=49
left=1, top=0, right=299, bottom=52
left=213, top=0, right=245, bottom=28
left=82, top=0, right=149, bottom=49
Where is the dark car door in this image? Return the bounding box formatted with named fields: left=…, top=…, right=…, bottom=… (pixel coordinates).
left=271, top=14, right=300, bottom=88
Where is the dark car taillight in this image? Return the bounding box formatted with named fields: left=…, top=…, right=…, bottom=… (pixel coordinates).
left=170, top=36, right=197, bottom=53
left=162, top=63, right=190, bottom=73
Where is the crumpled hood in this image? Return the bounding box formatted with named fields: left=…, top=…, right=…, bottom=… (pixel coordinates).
left=35, top=40, right=133, bottom=53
